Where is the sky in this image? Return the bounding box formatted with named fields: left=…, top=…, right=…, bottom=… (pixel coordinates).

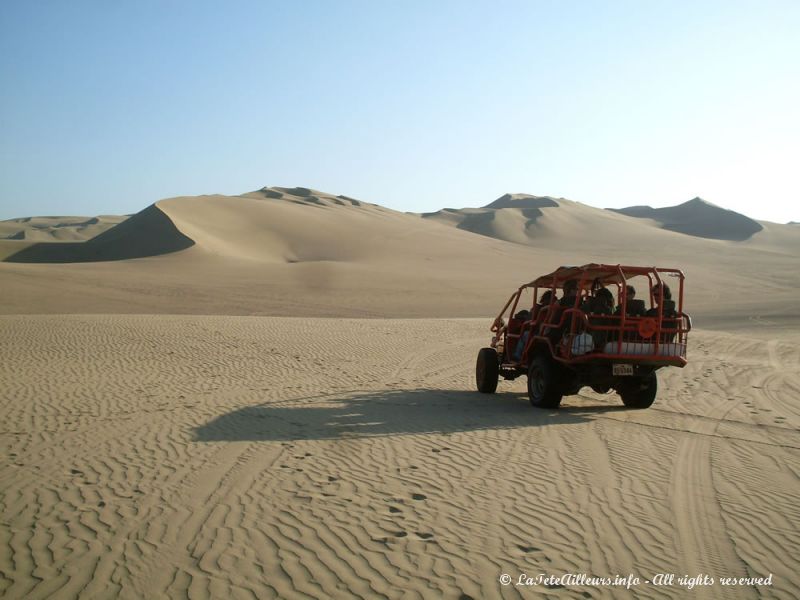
left=1, top=1, right=798, bottom=223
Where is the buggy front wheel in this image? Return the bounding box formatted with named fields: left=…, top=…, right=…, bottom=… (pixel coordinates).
left=476, top=348, right=499, bottom=393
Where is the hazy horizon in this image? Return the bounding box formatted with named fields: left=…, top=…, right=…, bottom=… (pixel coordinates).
left=2, top=1, right=798, bottom=223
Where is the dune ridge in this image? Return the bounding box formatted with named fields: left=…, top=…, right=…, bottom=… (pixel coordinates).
left=0, top=215, right=127, bottom=242
left=608, top=197, right=764, bottom=241
left=3, top=204, right=193, bottom=263
left=0, top=187, right=798, bottom=326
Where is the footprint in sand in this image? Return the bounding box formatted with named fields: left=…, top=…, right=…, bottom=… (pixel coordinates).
left=517, top=545, right=541, bottom=553
left=389, top=507, right=402, bottom=514
left=416, top=532, right=433, bottom=539
left=412, top=493, right=427, bottom=501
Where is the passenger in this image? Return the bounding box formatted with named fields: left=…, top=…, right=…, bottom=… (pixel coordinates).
left=647, top=283, right=678, bottom=342
left=514, top=291, right=560, bottom=362
left=614, top=285, right=636, bottom=317
left=532, top=290, right=556, bottom=320
left=512, top=307, right=533, bottom=362
left=587, top=287, right=614, bottom=349
left=579, top=285, right=612, bottom=313
left=548, top=279, right=583, bottom=354
left=618, top=285, right=647, bottom=317
left=592, top=287, right=614, bottom=315
left=560, top=279, right=579, bottom=308
left=507, top=308, right=531, bottom=360
left=514, top=308, right=531, bottom=321
left=647, top=283, right=675, bottom=317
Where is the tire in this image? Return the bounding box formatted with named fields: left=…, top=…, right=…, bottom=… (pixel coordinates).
left=527, top=355, right=563, bottom=408
left=618, top=372, right=658, bottom=408
left=476, top=348, right=499, bottom=393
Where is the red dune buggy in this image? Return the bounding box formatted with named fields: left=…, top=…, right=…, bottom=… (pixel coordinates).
left=476, top=264, right=691, bottom=408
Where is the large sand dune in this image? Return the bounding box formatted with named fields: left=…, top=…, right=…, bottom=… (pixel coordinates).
left=0, top=215, right=127, bottom=243
left=609, top=198, right=764, bottom=241
left=3, top=205, right=193, bottom=263
left=1, top=316, right=797, bottom=599
left=1, top=188, right=798, bottom=326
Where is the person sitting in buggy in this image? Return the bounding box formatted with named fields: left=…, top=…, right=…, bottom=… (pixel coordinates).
left=559, top=279, right=579, bottom=307
left=513, top=292, right=557, bottom=361
left=539, top=280, right=578, bottom=349
left=615, top=285, right=645, bottom=316
left=647, top=283, right=679, bottom=342
left=506, top=308, right=530, bottom=360
left=647, top=283, right=675, bottom=316
left=532, top=290, right=556, bottom=320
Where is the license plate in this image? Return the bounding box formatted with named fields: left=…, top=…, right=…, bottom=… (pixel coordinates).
left=613, top=363, right=634, bottom=376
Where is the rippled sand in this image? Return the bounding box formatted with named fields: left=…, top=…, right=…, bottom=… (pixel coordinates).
left=1, top=316, right=798, bottom=599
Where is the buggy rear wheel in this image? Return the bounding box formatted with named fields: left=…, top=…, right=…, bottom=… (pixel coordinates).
left=476, top=348, right=499, bottom=393
left=527, top=355, right=563, bottom=408
left=618, top=372, right=658, bottom=408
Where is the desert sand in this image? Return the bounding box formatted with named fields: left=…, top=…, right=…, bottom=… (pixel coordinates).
left=1, top=189, right=799, bottom=598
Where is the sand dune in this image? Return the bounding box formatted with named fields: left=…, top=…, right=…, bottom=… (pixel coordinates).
left=3, top=205, right=193, bottom=263
left=0, top=215, right=127, bottom=242
left=609, top=197, right=764, bottom=241
left=0, top=189, right=566, bottom=317
left=1, top=315, right=797, bottom=599
left=421, top=193, right=799, bottom=325
left=1, top=188, right=798, bottom=327
left=422, top=193, right=774, bottom=247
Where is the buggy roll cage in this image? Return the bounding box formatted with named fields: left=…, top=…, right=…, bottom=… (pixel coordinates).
left=490, top=264, right=692, bottom=368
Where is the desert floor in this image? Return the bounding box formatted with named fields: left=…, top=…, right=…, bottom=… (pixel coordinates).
left=1, top=315, right=797, bottom=599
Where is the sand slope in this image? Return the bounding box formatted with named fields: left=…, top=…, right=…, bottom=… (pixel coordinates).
left=421, top=193, right=800, bottom=326
left=1, top=315, right=797, bottom=599
left=1, top=188, right=798, bottom=328
left=3, top=205, right=193, bottom=263
left=609, top=198, right=764, bottom=241
left=0, top=188, right=570, bottom=317
left=421, top=193, right=779, bottom=248
left=0, top=215, right=127, bottom=242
